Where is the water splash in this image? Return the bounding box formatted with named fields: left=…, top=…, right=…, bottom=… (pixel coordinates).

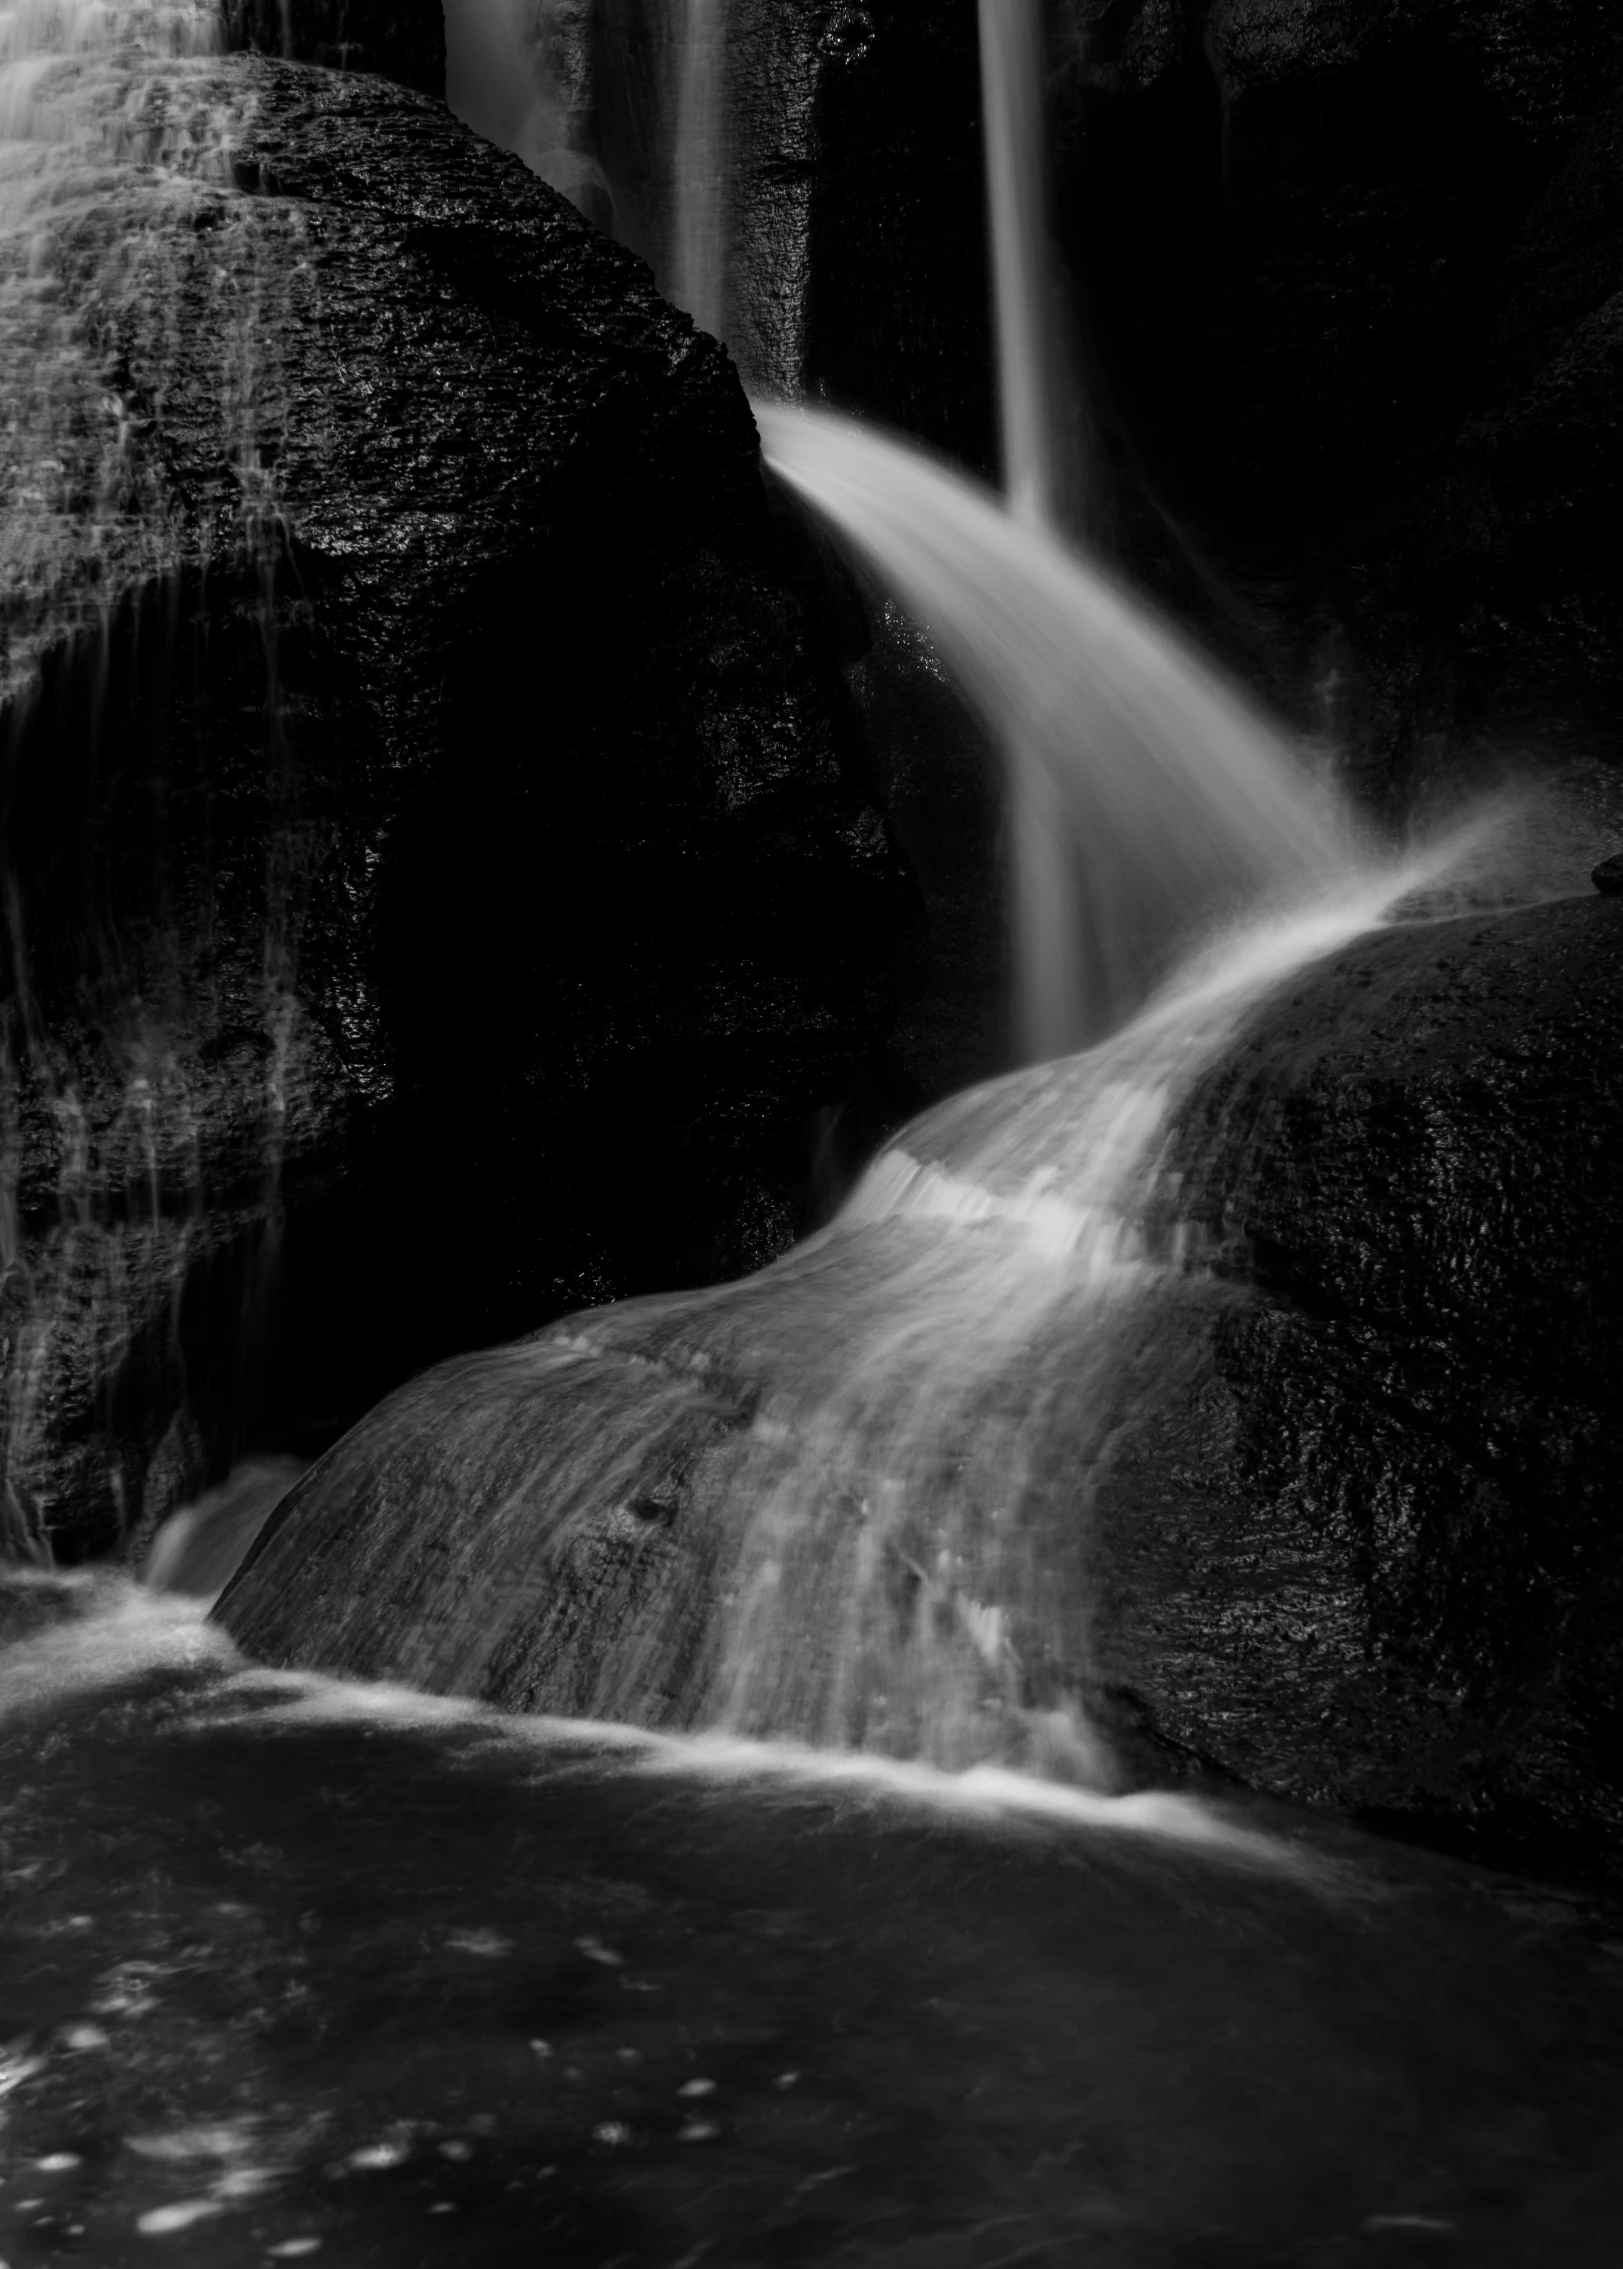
left=0, top=1568, right=1322, bottom=1875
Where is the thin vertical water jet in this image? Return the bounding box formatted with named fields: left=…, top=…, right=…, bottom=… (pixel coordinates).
left=669, top=0, right=728, bottom=338
left=979, top=0, right=1067, bottom=531
left=978, top=0, right=1098, bottom=1058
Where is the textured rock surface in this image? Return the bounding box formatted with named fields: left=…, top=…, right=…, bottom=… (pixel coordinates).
left=1086, top=893, right=1623, bottom=1875
left=1053, top=0, right=1623, bottom=773
left=0, top=56, right=906, bottom=1560
left=218, top=893, right=1623, bottom=1878
left=646, top=0, right=1623, bottom=786
left=225, top=0, right=446, bottom=92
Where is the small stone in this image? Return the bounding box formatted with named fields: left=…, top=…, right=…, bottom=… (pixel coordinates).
left=436, top=2141, right=472, bottom=2162
left=1592, top=853, right=1623, bottom=895
left=265, top=2243, right=322, bottom=2259
left=592, top=2122, right=634, bottom=2147
left=774, top=2071, right=800, bottom=2089
left=528, top=2039, right=553, bottom=2058
left=677, top=2120, right=721, bottom=2144
left=676, top=2078, right=716, bottom=2098
left=1360, top=2215, right=1455, bottom=2235
left=37, top=2155, right=82, bottom=2173
left=427, top=2202, right=457, bottom=2215
left=575, top=1936, right=624, bottom=1967
left=63, top=2025, right=109, bottom=2051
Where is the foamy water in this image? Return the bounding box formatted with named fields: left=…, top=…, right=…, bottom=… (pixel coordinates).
left=0, top=1573, right=1326, bottom=1877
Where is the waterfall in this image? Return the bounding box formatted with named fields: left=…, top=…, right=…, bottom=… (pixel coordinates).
left=218, top=846, right=1445, bottom=1772
left=978, top=0, right=1097, bottom=1057
left=979, top=0, right=1070, bottom=531
left=756, top=403, right=1355, bottom=1038
left=444, top=0, right=613, bottom=227
left=668, top=0, right=728, bottom=338
left=1, top=2, right=302, bottom=1556
left=215, top=0, right=1430, bottom=1782
left=446, top=0, right=737, bottom=351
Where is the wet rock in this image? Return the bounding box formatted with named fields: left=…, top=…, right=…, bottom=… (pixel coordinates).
left=1053, top=0, right=1623, bottom=775
left=0, top=56, right=907, bottom=1560
left=1089, top=892, right=1623, bottom=1875
left=225, top=0, right=447, bottom=94
left=217, top=893, right=1623, bottom=1878
left=597, top=0, right=1623, bottom=791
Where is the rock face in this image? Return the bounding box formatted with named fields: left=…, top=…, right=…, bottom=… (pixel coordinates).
left=0, top=50, right=906, bottom=1560
left=225, top=0, right=446, bottom=93
left=619, top=0, right=1623, bottom=784
left=1090, top=893, right=1623, bottom=1875
left=1055, top=0, right=1623, bottom=773
left=217, top=893, right=1623, bottom=1879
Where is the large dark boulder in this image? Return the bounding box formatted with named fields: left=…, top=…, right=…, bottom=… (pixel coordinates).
left=1088, top=891, right=1623, bottom=1875
left=0, top=53, right=906, bottom=1561
left=216, top=892, right=1623, bottom=1879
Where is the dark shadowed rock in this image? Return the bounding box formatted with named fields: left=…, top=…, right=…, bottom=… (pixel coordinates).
left=1593, top=853, right=1623, bottom=894
left=1, top=53, right=907, bottom=1560
left=1053, top=0, right=1623, bottom=774
left=1090, top=892, right=1623, bottom=1873
left=225, top=0, right=447, bottom=93
left=217, top=893, right=1623, bottom=1879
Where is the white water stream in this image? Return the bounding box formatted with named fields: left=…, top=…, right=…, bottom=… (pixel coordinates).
left=200, top=0, right=1440, bottom=1787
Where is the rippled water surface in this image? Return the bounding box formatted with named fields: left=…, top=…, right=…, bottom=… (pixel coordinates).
left=4, top=1576, right=1623, bottom=2267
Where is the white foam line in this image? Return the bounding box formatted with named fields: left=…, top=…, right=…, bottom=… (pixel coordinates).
left=188, top=1663, right=1324, bottom=1881
left=2, top=1578, right=1331, bottom=1885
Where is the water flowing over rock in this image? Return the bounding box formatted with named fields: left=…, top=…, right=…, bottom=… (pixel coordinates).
left=215, top=889, right=1623, bottom=1872
left=0, top=37, right=906, bottom=1561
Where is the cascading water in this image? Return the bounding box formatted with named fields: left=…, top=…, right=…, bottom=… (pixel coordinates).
left=219, top=849, right=1443, bottom=1776
left=216, top=0, right=1438, bottom=1791
left=0, top=2, right=303, bottom=1555
left=755, top=403, right=1355, bottom=1034
left=668, top=0, right=727, bottom=338
left=978, top=0, right=1096, bottom=1057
